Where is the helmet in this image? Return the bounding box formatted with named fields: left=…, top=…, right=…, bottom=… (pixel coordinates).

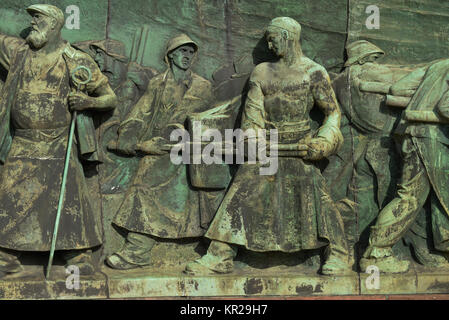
left=164, top=33, right=198, bottom=65
left=345, top=40, right=384, bottom=67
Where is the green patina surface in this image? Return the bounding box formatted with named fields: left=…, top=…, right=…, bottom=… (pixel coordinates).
left=0, top=0, right=348, bottom=79
left=1, top=0, right=449, bottom=298
left=2, top=0, right=447, bottom=77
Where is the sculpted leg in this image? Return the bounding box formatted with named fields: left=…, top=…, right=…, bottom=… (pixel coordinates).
left=404, top=204, right=449, bottom=267
left=361, top=138, right=431, bottom=272
left=404, top=231, right=448, bottom=267
left=321, top=194, right=353, bottom=275
left=106, top=232, right=156, bottom=270
left=431, top=192, right=449, bottom=253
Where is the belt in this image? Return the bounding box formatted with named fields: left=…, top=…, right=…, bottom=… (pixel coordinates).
left=266, top=119, right=310, bottom=133
left=14, top=127, right=68, bottom=142
left=265, top=120, right=311, bottom=142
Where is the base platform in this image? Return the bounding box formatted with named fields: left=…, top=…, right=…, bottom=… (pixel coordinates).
left=1, top=259, right=449, bottom=299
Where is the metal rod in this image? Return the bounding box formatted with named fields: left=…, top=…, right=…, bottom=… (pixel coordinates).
left=46, top=110, right=77, bottom=279
left=46, top=66, right=92, bottom=279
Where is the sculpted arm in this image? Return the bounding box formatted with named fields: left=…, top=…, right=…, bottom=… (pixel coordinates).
left=0, top=34, right=25, bottom=71
left=390, top=66, right=427, bottom=97
left=68, top=57, right=118, bottom=112
left=229, top=68, right=269, bottom=157
left=112, top=86, right=155, bottom=155
left=241, top=69, right=266, bottom=131
left=85, top=84, right=117, bottom=111
left=382, top=66, right=427, bottom=108
left=358, top=64, right=395, bottom=94
left=307, top=67, right=343, bottom=161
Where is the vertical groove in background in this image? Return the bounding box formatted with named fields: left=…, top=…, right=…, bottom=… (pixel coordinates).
left=100, top=0, right=111, bottom=298
left=106, top=0, right=112, bottom=39
left=345, top=0, right=350, bottom=52
left=346, top=0, right=362, bottom=295
left=224, top=0, right=233, bottom=65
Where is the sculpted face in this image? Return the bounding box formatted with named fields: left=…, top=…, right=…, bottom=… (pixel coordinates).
left=168, top=44, right=196, bottom=70
left=26, top=12, right=53, bottom=49
left=359, top=53, right=382, bottom=64
left=94, top=48, right=124, bottom=88
left=94, top=48, right=108, bottom=72
left=266, top=29, right=289, bottom=58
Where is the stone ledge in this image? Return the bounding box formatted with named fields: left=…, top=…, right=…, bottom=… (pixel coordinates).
left=106, top=272, right=359, bottom=298
left=1, top=262, right=449, bottom=299
left=0, top=266, right=108, bottom=299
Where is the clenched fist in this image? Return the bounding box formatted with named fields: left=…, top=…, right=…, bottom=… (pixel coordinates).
left=68, top=92, right=95, bottom=112
left=303, top=137, right=333, bottom=161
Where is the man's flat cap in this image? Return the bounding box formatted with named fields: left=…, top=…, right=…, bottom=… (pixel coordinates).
left=26, top=4, right=64, bottom=26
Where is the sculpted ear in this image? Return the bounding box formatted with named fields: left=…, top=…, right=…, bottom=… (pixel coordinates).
left=50, top=17, right=57, bottom=30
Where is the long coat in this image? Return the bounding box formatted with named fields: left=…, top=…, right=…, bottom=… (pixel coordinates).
left=113, top=69, right=221, bottom=239
left=205, top=58, right=348, bottom=253
left=0, top=35, right=108, bottom=251
left=395, top=59, right=449, bottom=251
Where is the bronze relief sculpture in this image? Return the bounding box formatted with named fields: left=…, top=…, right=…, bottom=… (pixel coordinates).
left=185, top=17, right=351, bottom=276
left=73, top=38, right=158, bottom=194
left=105, top=34, right=225, bottom=270
left=360, top=58, right=449, bottom=273
left=324, top=41, right=447, bottom=268
left=0, top=4, right=117, bottom=278
left=0, top=1, right=449, bottom=299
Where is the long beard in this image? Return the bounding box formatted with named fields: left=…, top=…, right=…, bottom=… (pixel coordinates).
left=26, top=29, right=49, bottom=49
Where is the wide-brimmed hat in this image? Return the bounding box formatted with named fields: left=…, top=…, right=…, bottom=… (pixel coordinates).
left=345, top=40, right=384, bottom=67
left=164, top=34, right=198, bottom=65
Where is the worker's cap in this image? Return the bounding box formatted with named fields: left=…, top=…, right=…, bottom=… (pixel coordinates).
left=26, top=4, right=65, bottom=27
left=266, top=17, right=301, bottom=39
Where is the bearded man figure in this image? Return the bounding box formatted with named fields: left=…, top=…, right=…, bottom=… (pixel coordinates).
left=0, top=4, right=117, bottom=278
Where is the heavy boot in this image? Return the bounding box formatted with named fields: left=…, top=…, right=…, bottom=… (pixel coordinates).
left=184, top=241, right=237, bottom=275
left=0, top=249, right=23, bottom=279
left=106, top=232, right=156, bottom=270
